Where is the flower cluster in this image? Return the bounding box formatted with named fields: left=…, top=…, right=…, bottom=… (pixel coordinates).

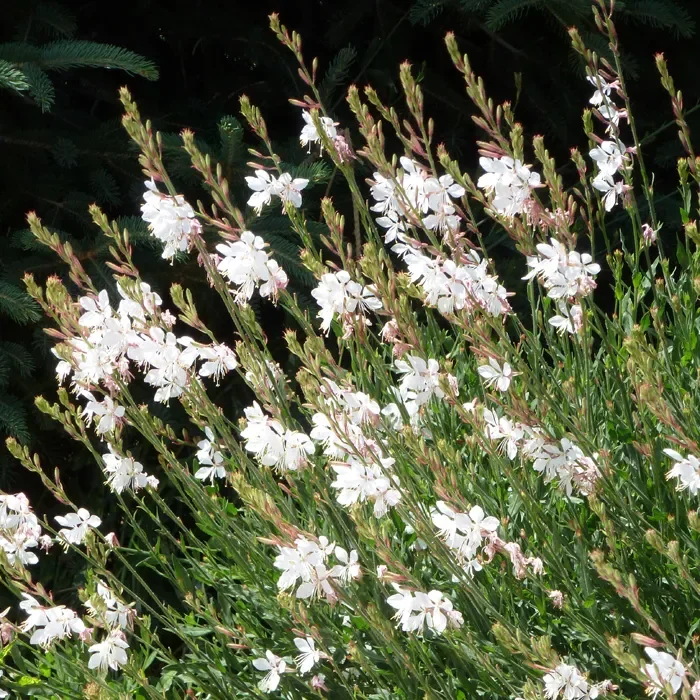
left=311, top=270, right=382, bottom=336
left=273, top=536, right=360, bottom=603
left=85, top=581, right=136, bottom=631
left=586, top=72, right=631, bottom=211
left=241, top=402, right=314, bottom=472
left=331, top=454, right=402, bottom=518
left=102, top=444, right=158, bottom=494
left=386, top=585, right=463, bottom=635
left=523, top=237, right=599, bottom=335
left=20, top=594, right=86, bottom=648
left=477, top=156, right=541, bottom=217
left=431, top=501, right=542, bottom=579
left=141, top=179, right=201, bottom=260
left=194, top=427, right=226, bottom=482
left=431, top=502, right=499, bottom=576
left=402, top=248, right=511, bottom=318
left=542, top=662, right=614, bottom=699
left=0, top=493, right=43, bottom=566
left=523, top=238, right=600, bottom=302
left=310, top=380, right=384, bottom=457
left=370, top=157, right=464, bottom=235
left=59, top=287, right=239, bottom=410
left=216, top=231, right=288, bottom=304
left=590, top=140, right=630, bottom=212
left=394, top=354, right=457, bottom=415
left=246, top=169, right=309, bottom=214
left=55, top=508, right=101, bottom=549
left=483, top=410, right=600, bottom=496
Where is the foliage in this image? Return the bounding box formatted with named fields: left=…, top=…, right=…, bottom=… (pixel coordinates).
left=0, top=3, right=699, bottom=698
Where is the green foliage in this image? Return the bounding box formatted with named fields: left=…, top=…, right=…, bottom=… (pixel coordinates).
left=319, top=46, right=357, bottom=103
left=0, top=40, right=157, bottom=108
left=0, top=281, right=41, bottom=325
left=7, top=16, right=700, bottom=692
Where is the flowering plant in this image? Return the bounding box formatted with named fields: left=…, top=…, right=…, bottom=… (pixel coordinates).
left=2, top=2, right=700, bottom=698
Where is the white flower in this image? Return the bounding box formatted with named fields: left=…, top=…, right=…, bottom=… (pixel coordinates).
left=376, top=210, right=407, bottom=244
left=140, top=179, right=200, bottom=260
left=0, top=531, right=39, bottom=566
left=216, top=232, right=284, bottom=304
left=20, top=595, right=86, bottom=647
left=197, top=343, right=237, bottom=384
left=245, top=170, right=278, bottom=214
left=543, top=663, right=592, bottom=699
left=523, top=238, right=600, bottom=301
left=88, top=630, right=129, bottom=673
left=477, top=358, right=516, bottom=392
left=598, top=103, right=626, bottom=131
left=587, top=73, right=618, bottom=106
left=0, top=495, right=42, bottom=564
left=432, top=501, right=499, bottom=568
left=55, top=508, right=101, bottom=548
left=85, top=581, right=135, bottom=630
left=394, top=355, right=445, bottom=408
left=549, top=302, right=583, bottom=336
left=424, top=174, right=465, bottom=210
left=329, top=547, right=360, bottom=584
left=642, top=223, right=659, bottom=246
left=592, top=172, right=627, bottom=212
left=195, top=427, right=226, bottom=482
left=294, top=636, right=321, bottom=675
left=331, top=456, right=401, bottom=518
left=386, top=586, right=415, bottom=630
left=643, top=647, right=685, bottom=698
left=259, top=258, right=289, bottom=300
left=387, top=586, right=462, bottom=635
left=81, top=393, right=125, bottom=436
left=477, top=156, right=541, bottom=217
left=253, top=651, right=286, bottom=692
left=589, top=141, right=625, bottom=177
left=79, top=290, right=112, bottom=328
left=102, top=445, right=153, bottom=494
left=300, top=111, right=338, bottom=152
left=116, top=281, right=162, bottom=321
left=483, top=409, right=524, bottom=460
left=664, top=449, right=700, bottom=495
left=276, top=173, right=309, bottom=209
left=311, top=270, right=382, bottom=335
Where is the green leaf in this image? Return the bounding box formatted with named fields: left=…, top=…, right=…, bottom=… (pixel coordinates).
left=0, top=280, right=42, bottom=323
left=23, top=63, right=55, bottom=112
left=0, top=59, right=29, bottom=93
left=52, top=137, right=78, bottom=167
left=320, top=45, right=357, bottom=103
left=0, top=341, right=36, bottom=378
left=35, top=41, right=159, bottom=80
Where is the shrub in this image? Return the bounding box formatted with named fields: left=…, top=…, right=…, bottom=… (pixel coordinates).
left=2, top=2, right=700, bottom=698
